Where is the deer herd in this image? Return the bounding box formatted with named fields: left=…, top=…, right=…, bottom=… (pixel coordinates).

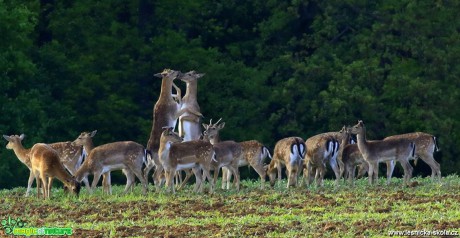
left=3, top=69, right=441, bottom=199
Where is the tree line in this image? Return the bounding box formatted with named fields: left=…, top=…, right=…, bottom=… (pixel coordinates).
left=1, top=0, right=459, bottom=188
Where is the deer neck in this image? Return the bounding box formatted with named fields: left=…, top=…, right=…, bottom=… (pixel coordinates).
left=54, top=165, right=75, bottom=186
left=210, top=135, right=220, bottom=145
left=159, top=77, right=174, bottom=101
left=183, top=81, right=197, bottom=102
left=83, top=141, right=95, bottom=154
left=11, top=144, right=32, bottom=168
left=356, top=128, right=368, bottom=153
left=337, top=135, right=349, bottom=160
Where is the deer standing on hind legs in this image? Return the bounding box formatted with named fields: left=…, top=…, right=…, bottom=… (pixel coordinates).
left=145, top=69, right=185, bottom=191
left=174, top=70, right=205, bottom=189
left=201, top=119, right=242, bottom=191
left=266, top=137, right=306, bottom=188
left=73, top=131, right=148, bottom=194
left=349, top=120, right=416, bottom=186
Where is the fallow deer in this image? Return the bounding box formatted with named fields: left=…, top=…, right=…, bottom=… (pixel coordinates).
left=29, top=143, right=81, bottom=198
left=159, top=127, right=215, bottom=194
left=3, top=134, right=84, bottom=196
left=349, top=120, right=416, bottom=186
left=177, top=70, right=205, bottom=141
left=73, top=131, right=148, bottom=194
left=342, top=143, right=395, bottom=185
left=202, top=119, right=242, bottom=191
left=303, top=128, right=344, bottom=187
left=145, top=69, right=183, bottom=190
left=266, top=137, right=306, bottom=188
left=384, top=132, right=440, bottom=180
left=48, top=142, right=90, bottom=190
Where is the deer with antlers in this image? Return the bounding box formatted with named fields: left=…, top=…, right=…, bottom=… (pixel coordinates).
left=201, top=118, right=242, bottom=191
left=159, top=127, right=215, bottom=193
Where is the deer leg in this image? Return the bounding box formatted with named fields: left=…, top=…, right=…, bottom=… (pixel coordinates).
left=153, top=166, right=164, bottom=192
left=91, top=172, right=103, bottom=194
left=26, top=171, right=35, bottom=197
left=251, top=163, right=266, bottom=189
left=191, top=167, right=202, bottom=193
left=178, top=169, right=193, bottom=191
left=221, top=167, right=229, bottom=190
left=202, top=167, right=214, bottom=193
left=329, top=154, right=340, bottom=186
left=420, top=154, right=441, bottom=181
left=386, top=160, right=395, bottom=185
left=42, top=176, right=49, bottom=199
left=35, top=174, right=42, bottom=198
left=130, top=166, right=148, bottom=195
left=227, top=165, right=240, bottom=191
left=373, top=164, right=379, bottom=186
left=367, top=162, right=375, bottom=186
left=82, top=176, right=91, bottom=191
left=122, top=169, right=134, bottom=194
left=102, top=172, right=111, bottom=195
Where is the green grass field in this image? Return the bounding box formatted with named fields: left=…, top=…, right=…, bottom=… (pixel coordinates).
left=1, top=175, right=459, bottom=237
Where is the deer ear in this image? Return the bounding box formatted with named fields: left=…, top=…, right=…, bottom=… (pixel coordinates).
left=217, top=122, right=225, bottom=130
left=154, top=73, right=162, bottom=78
left=3, top=135, right=11, bottom=141
left=90, top=130, right=97, bottom=137
left=19, top=134, right=25, bottom=140
left=196, top=73, right=205, bottom=78
left=202, top=123, right=208, bottom=129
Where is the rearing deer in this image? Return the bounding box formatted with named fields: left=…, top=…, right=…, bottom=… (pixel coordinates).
left=177, top=70, right=205, bottom=141
left=349, top=120, right=416, bottom=186
left=145, top=69, right=183, bottom=190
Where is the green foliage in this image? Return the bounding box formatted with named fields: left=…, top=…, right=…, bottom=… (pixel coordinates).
left=1, top=0, right=459, bottom=188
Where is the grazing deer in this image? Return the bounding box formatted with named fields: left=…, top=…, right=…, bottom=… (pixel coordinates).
left=202, top=119, right=242, bottom=191
left=177, top=70, right=205, bottom=141
left=3, top=134, right=84, bottom=196
left=303, top=128, right=344, bottom=187
left=159, top=127, right=215, bottom=194
left=145, top=69, right=183, bottom=190
left=48, top=142, right=90, bottom=190
left=29, top=143, right=81, bottom=198
left=266, top=137, right=306, bottom=188
left=384, top=132, right=441, bottom=180
left=349, top=120, right=416, bottom=186
left=73, top=131, right=148, bottom=194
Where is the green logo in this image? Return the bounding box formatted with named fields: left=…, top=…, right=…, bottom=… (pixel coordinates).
left=1, top=216, right=27, bottom=235
left=2, top=216, right=72, bottom=236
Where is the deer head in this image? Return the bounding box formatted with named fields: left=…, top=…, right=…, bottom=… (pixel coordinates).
left=3, top=134, right=25, bottom=149
left=72, top=130, right=97, bottom=147
left=179, top=70, right=205, bottom=83
left=154, top=69, right=181, bottom=79
left=202, top=118, right=224, bottom=142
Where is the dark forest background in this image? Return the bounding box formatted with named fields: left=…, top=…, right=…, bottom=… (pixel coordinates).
left=1, top=0, right=459, bottom=189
